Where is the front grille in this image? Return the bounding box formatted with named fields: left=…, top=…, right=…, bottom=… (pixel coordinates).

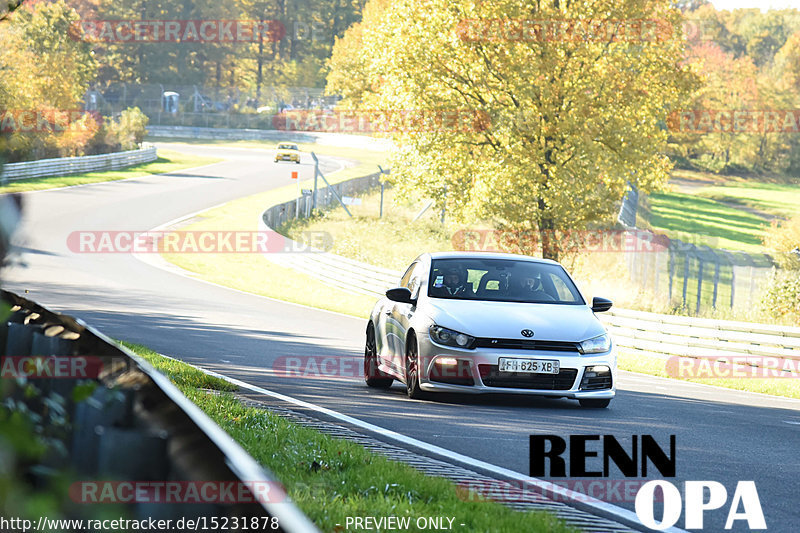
left=478, top=365, right=577, bottom=390
left=474, top=338, right=580, bottom=352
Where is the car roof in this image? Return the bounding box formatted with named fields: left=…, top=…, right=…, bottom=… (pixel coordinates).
left=423, top=251, right=561, bottom=265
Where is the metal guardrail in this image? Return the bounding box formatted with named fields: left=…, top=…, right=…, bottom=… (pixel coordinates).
left=617, top=181, right=638, bottom=229
left=258, top=170, right=401, bottom=296
left=1, top=289, right=317, bottom=532
left=0, top=146, right=158, bottom=182
left=259, top=177, right=800, bottom=369
left=600, top=308, right=800, bottom=366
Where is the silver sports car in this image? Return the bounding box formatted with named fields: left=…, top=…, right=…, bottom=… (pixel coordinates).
left=365, top=252, right=616, bottom=408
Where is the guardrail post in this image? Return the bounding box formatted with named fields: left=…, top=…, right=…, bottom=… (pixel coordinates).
left=696, top=257, right=704, bottom=315
left=312, top=152, right=319, bottom=211
left=311, top=151, right=352, bottom=217
left=722, top=250, right=737, bottom=309
left=712, top=250, right=721, bottom=309
left=682, top=246, right=693, bottom=308
left=668, top=243, right=675, bottom=301
left=378, top=165, right=391, bottom=218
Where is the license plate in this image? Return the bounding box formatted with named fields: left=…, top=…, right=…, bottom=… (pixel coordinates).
left=498, top=358, right=560, bottom=374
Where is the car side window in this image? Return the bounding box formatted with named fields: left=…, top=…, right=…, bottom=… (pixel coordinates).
left=407, top=267, right=424, bottom=299
left=548, top=273, right=578, bottom=302
left=400, top=262, right=417, bottom=288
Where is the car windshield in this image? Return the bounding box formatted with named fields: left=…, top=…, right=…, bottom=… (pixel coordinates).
left=428, top=258, right=584, bottom=305
left=278, top=143, right=298, bottom=150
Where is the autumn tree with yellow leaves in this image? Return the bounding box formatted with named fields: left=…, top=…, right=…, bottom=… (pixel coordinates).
left=328, top=0, right=699, bottom=260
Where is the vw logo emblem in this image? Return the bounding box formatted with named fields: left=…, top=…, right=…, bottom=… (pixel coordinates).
left=521, top=329, right=534, bottom=338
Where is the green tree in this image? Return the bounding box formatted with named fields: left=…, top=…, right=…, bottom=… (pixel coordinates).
left=328, top=0, right=698, bottom=260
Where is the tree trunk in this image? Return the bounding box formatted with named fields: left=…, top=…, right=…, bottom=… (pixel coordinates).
left=538, top=198, right=558, bottom=262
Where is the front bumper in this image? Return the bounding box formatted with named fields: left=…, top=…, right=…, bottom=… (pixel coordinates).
left=416, top=332, right=616, bottom=399
left=275, top=153, right=300, bottom=162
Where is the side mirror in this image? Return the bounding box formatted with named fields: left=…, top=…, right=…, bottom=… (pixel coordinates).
left=591, top=297, right=613, bottom=313
left=386, top=287, right=416, bottom=305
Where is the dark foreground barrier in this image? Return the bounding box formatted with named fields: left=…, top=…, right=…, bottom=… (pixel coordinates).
left=0, top=289, right=317, bottom=532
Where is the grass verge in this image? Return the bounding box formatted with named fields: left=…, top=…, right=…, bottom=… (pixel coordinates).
left=0, top=149, right=222, bottom=194
left=120, top=341, right=236, bottom=392
left=282, top=187, right=459, bottom=272
left=158, top=143, right=389, bottom=318
left=646, top=191, right=769, bottom=252
left=618, top=350, right=800, bottom=399
left=123, top=342, right=576, bottom=533
left=645, top=169, right=800, bottom=252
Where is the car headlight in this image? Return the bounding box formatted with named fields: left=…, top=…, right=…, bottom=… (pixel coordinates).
left=429, top=325, right=475, bottom=349
left=578, top=333, right=611, bottom=354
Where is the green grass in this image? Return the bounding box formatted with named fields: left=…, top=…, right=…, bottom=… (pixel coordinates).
left=125, top=343, right=574, bottom=533
left=647, top=170, right=800, bottom=252
left=0, top=149, right=222, bottom=194
left=618, top=350, right=800, bottom=399
left=282, top=187, right=460, bottom=272
left=159, top=144, right=388, bottom=319
left=120, top=341, right=237, bottom=392
left=647, top=191, right=769, bottom=252
left=693, top=180, right=800, bottom=220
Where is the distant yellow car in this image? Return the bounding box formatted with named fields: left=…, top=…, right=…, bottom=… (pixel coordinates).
left=275, top=142, right=300, bottom=164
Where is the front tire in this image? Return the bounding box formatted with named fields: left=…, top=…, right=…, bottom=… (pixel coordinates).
left=364, top=324, right=392, bottom=389
left=404, top=334, right=427, bottom=400
left=579, top=398, right=611, bottom=408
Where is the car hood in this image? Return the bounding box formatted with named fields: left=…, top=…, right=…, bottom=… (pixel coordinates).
left=422, top=298, right=605, bottom=342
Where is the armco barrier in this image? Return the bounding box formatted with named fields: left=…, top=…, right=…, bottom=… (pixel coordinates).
left=258, top=176, right=800, bottom=368
left=259, top=171, right=401, bottom=296
left=1, top=145, right=158, bottom=181
left=599, top=307, right=800, bottom=367
left=1, top=289, right=317, bottom=532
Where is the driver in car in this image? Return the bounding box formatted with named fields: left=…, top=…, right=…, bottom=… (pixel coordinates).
left=516, top=274, right=554, bottom=301
left=436, top=267, right=470, bottom=297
